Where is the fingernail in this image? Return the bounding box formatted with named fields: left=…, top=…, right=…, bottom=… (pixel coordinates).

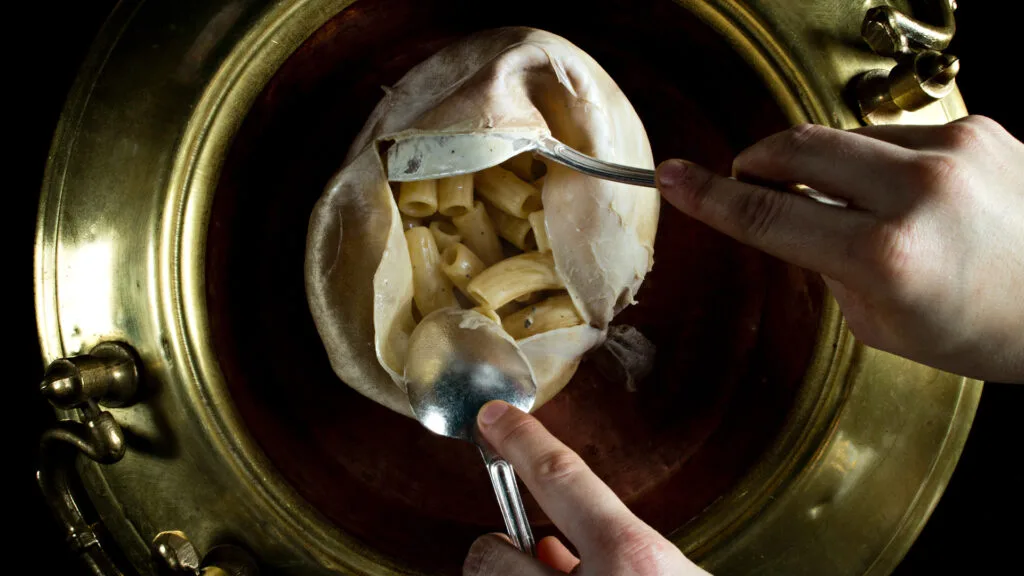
left=478, top=401, right=510, bottom=426
left=656, top=159, right=687, bottom=188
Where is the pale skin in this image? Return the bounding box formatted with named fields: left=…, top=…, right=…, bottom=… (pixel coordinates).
left=463, top=116, right=1024, bottom=575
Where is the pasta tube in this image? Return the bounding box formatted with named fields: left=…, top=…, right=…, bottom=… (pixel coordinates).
left=495, top=302, right=522, bottom=317
left=401, top=214, right=423, bottom=230
left=501, top=153, right=540, bottom=181
left=438, top=174, right=474, bottom=217
left=429, top=220, right=462, bottom=252
left=398, top=180, right=438, bottom=217
left=466, top=252, right=563, bottom=309
left=452, top=200, right=504, bottom=266
left=405, top=226, right=458, bottom=316
left=471, top=306, right=502, bottom=324
left=515, top=292, right=542, bottom=305
left=441, top=242, right=487, bottom=295
left=484, top=202, right=535, bottom=251
left=475, top=166, right=543, bottom=218
left=502, top=294, right=583, bottom=339
left=528, top=210, right=550, bottom=253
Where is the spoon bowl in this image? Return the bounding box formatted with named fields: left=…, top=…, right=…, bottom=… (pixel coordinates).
left=404, top=308, right=538, bottom=555
left=385, top=131, right=657, bottom=187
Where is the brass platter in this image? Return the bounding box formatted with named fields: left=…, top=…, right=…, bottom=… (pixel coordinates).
left=35, top=0, right=980, bottom=574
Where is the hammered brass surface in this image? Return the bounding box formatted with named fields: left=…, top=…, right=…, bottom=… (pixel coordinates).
left=35, top=1, right=981, bottom=575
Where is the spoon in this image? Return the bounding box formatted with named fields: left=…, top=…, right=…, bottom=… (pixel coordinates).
left=384, top=131, right=848, bottom=206
left=404, top=308, right=538, bottom=555
left=386, top=131, right=656, bottom=187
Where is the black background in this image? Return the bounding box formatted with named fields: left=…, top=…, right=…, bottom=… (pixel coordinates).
left=12, top=2, right=1021, bottom=574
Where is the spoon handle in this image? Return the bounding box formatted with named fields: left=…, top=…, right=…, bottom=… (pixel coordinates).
left=536, top=136, right=656, bottom=188
left=479, top=444, right=536, bottom=556
left=534, top=137, right=853, bottom=208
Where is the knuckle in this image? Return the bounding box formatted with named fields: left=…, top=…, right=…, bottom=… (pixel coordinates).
left=607, top=525, right=679, bottom=575
left=497, top=414, right=545, bottom=451
left=961, top=114, right=1000, bottom=133
left=954, top=115, right=1012, bottom=150
left=782, top=123, right=824, bottom=156
left=736, top=123, right=827, bottom=174
left=903, top=153, right=961, bottom=194
left=788, top=122, right=822, bottom=142
left=937, top=120, right=982, bottom=151
left=733, top=188, right=789, bottom=242
left=855, top=220, right=920, bottom=295
left=671, top=161, right=717, bottom=214
left=873, top=223, right=914, bottom=278
left=531, top=447, right=587, bottom=486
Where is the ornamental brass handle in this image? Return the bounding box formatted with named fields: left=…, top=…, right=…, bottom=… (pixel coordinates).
left=37, top=342, right=259, bottom=576
left=853, top=1, right=960, bottom=125
left=37, top=342, right=139, bottom=576
left=152, top=531, right=260, bottom=576
left=862, top=0, right=956, bottom=57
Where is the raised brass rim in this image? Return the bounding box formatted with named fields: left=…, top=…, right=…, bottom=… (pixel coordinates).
left=168, top=3, right=402, bottom=572
left=864, top=378, right=978, bottom=575
left=668, top=0, right=851, bottom=555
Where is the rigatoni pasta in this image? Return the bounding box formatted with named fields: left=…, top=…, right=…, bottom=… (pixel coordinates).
left=438, top=174, right=474, bottom=216
left=484, top=202, right=535, bottom=251
left=402, top=214, right=424, bottom=230
left=514, top=291, right=542, bottom=305
left=501, top=152, right=542, bottom=182
left=502, top=294, right=582, bottom=339
left=428, top=220, right=462, bottom=252
left=528, top=210, right=550, bottom=252
left=452, top=200, right=504, bottom=266
left=441, top=242, right=486, bottom=295
left=405, top=226, right=458, bottom=316
left=395, top=164, right=580, bottom=340
left=475, top=166, right=543, bottom=218
left=471, top=306, right=502, bottom=324
left=398, top=180, right=438, bottom=217
left=466, top=252, right=563, bottom=310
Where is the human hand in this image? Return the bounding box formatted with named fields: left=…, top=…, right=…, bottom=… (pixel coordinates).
left=463, top=401, right=709, bottom=575
left=656, top=116, right=1024, bottom=383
